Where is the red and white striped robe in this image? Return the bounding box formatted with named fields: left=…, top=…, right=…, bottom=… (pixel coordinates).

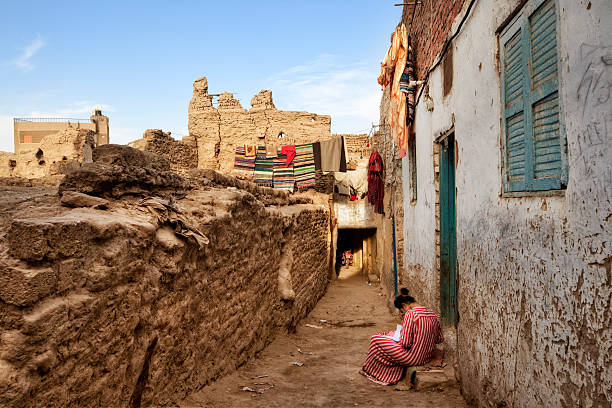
left=362, top=307, right=444, bottom=384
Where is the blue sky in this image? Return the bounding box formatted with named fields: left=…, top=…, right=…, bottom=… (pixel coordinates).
left=0, top=1, right=401, bottom=152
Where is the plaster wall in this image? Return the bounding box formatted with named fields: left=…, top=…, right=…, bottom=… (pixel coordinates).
left=399, top=0, right=611, bottom=406
left=334, top=198, right=376, bottom=229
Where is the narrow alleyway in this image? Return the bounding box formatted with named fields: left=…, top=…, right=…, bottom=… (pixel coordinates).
left=180, top=273, right=467, bottom=408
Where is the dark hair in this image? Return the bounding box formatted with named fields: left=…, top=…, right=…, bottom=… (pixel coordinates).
left=394, top=288, right=416, bottom=310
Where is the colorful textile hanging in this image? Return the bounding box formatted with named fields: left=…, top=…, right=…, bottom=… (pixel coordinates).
left=254, top=146, right=274, bottom=187
left=273, top=154, right=295, bottom=192
left=245, top=144, right=257, bottom=157
left=265, top=145, right=277, bottom=158
left=234, top=146, right=255, bottom=174
left=294, top=144, right=316, bottom=190
left=281, top=145, right=296, bottom=166
left=400, top=36, right=416, bottom=127
left=378, top=23, right=409, bottom=159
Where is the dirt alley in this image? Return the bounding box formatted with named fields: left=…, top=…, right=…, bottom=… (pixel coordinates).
left=179, top=269, right=467, bottom=408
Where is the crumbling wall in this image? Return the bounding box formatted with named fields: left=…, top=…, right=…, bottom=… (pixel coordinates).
left=371, top=86, right=406, bottom=300
left=0, top=127, right=96, bottom=182
left=188, top=77, right=332, bottom=173
left=0, top=146, right=331, bottom=407
left=396, top=0, right=611, bottom=406
left=128, top=129, right=198, bottom=174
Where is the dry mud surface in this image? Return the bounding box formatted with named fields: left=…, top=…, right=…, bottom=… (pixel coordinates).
left=180, top=271, right=467, bottom=408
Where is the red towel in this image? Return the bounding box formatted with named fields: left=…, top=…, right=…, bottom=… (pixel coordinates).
left=281, top=145, right=296, bottom=166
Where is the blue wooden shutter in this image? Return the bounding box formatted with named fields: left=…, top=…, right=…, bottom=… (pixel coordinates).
left=502, top=25, right=529, bottom=192
left=528, top=0, right=563, bottom=190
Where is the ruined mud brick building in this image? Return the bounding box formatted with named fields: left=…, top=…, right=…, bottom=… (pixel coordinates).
left=376, top=0, right=611, bottom=406
left=1, top=110, right=109, bottom=181
left=0, top=127, right=97, bottom=182
left=0, top=144, right=333, bottom=407
left=13, top=110, right=108, bottom=155
left=188, top=77, right=333, bottom=173
left=128, top=129, right=198, bottom=175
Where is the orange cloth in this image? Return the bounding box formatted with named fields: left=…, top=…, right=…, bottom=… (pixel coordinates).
left=378, top=23, right=409, bottom=159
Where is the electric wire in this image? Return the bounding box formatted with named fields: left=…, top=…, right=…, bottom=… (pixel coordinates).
left=413, top=0, right=478, bottom=109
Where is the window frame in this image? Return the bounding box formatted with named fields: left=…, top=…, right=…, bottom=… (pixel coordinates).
left=499, top=0, right=568, bottom=197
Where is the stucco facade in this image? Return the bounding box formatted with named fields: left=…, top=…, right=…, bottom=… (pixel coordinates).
left=383, top=0, right=611, bottom=406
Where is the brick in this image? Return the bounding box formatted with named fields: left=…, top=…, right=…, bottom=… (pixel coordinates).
left=0, top=266, right=56, bottom=307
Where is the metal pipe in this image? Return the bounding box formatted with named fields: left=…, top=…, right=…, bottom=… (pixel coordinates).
left=392, top=214, right=399, bottom=297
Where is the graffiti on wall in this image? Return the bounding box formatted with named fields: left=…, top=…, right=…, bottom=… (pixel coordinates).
left=571, top=44, right=612, bottom=213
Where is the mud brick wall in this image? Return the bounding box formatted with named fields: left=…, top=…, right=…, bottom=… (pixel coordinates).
left=0, top=184, right=330, bottom=407
left=188, top=77, right=332, bottom=173
left=129, top=129, right=198, bottom=175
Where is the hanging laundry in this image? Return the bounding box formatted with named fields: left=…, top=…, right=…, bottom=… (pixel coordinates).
left=245, top=144, right=257, bottom=158
left=281, top=145, right=296, bottom=166
left=294, top=144, right=316, bottom=190
left=320, top=136, right=347, bottom=172
left=367, top=151, right=384, bottom=214
left=334, top=162, right=368, bottom=196
left=273, top=154, right=295, bottom=192
left=339, top=136, right=347, bottom=173
left=400, top=36, right=416, bottom=127
left=266, top=145, right=277, bottom=159
left=378, top=23, right=409, bottom=159
left=312, top=142, right=322, bottom=171
left=234, top=146, right=255, bottom=174
left=254, top=146, right=274, bottom=187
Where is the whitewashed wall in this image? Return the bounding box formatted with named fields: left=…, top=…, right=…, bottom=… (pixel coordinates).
left=400, top=0, right=611, bottom=406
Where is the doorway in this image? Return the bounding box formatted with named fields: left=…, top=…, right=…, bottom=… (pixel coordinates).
left=335, top=228, right=377, bottom=280
left=439, top=133, right=457, bottom=325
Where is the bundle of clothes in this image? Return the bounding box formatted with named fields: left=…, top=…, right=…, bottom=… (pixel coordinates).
left=234, top=135, right=347, bottom=192
left=378, top=23, right=418, bottom=159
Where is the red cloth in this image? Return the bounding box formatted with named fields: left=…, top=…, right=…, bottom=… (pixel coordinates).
left=367, top=151, right=384, bottom=214
left=281, top=145, right=296, bottom=166
left=362, top=307, right=443, bottom=385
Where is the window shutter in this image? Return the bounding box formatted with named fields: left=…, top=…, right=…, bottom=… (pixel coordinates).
left=528, top=0, right=562, bottom=190
left=502, top=27, right=529, bottom=192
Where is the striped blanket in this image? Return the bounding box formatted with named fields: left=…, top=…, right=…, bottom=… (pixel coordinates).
left=273, top=154, right=294, bottom=192
left=234, top=146, right=255, bottom=174
left=254, top=146, right=274, bottom=187
left=294, top=144, right=316, bottom=190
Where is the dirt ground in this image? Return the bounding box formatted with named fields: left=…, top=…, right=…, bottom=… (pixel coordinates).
left=179, top=268, right=467, bottom=408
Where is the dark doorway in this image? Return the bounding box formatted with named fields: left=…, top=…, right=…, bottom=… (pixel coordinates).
left=439, top=133, right=458, bottom=325
left=336, top=228, right=377, bottom=280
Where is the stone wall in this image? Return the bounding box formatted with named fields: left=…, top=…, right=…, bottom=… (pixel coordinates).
left=129, top=129, right=198, bottom=175
left=188, top=77, right=332, bottom=173
left=0, top=146, right=331, bottom=407
left=393, top=0, right=611, bottom=406
left=0, top=127, right=96, bottom=182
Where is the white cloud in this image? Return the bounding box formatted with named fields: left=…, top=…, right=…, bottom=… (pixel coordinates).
left=12, top=35, right=45, bottom=71
left=268, top=55, right=382, bottom=134
left=0, top=115, right=14, bottom=153
left=28, top=101, right=114, bottom=118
